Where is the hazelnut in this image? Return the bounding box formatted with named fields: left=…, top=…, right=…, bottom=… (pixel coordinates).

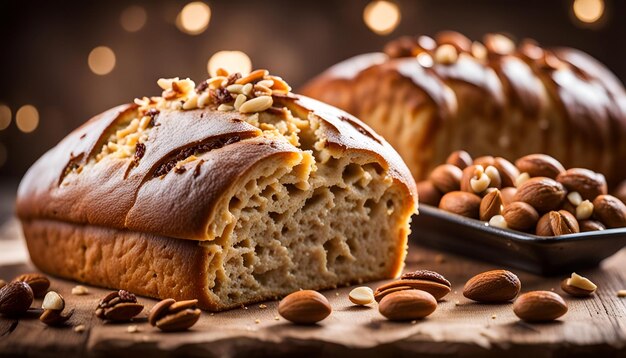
left=416, top=180, right=442, bottom=206
left=429, top=164, right=462, bottom=193
left=500, top=187, right=517, bottom=206
left=493, top=157, right=519, bottom=187
left=439, top=191, right=482, bottom=219
left=592, top=195, right=626, bottom=228
left=556, top=168, right=607, bottom=201
left=0, top=281, right=34, bottom=316
left=536, top=210, right=580, bottom=236
left=446, top=150, right=472, bottom=169
left=479, top=189, right=503, bottom=221
left=514, top=177, right=566, bottom=212
left=515, top=154, right=565, bottom=179
left=579, top=220, right=605, bottom=232
left=502, top=201, right=539, bottom=231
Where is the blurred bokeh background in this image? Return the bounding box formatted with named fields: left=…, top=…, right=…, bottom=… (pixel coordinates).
left=0, top=0, right=624, bottom=204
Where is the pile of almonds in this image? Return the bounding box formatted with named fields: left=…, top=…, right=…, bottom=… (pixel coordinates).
left=418, top=151, right=626, bottom=236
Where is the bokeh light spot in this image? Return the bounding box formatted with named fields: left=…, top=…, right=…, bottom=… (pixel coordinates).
left=177, top=2, right=211, bottom=35
left=208, top=51, right=252, bottom=77
left=363, top=1, right=401, bottom=35
left=88, top=46, right=116, bottom=75
left=120, top=5, right=147, bottom=32
left=16, top=105, right=39, bottom=133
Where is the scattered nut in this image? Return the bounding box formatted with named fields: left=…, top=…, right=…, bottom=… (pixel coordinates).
left=95, top=290, right=144, bottom=322
left=556, top=168, right=607, bottom=201
left=378, top=290, right=437, bottom=321
left=561, top=273, right=596, bottom=297
left=13, top=273, right=50, bottom=298
left=593, top=195, right=626, bottom=228
left=74, top=324, right=86, bottom=333
left=446, top=150, right=472, bottom=169
left=71, top=285, right=89, bottom=296
left=375, top=270, right=451, bottom=302
left=349, top=287, right=374, bottom=305
left=149, top=298, right=201, bottom=332
left=0, top=281, right=34, bottom=316
left=416, top=180, right=442, bottom=206
left=536, top=210, right=579, bottom=236
left=502, top=201, right=539, bottom=231
left=127, top=325, right=140, bottom=333
left=40, top=308, right=74, bottom=326
left=480, top=189, right=503, bottom=221
left=579, top=220, right=605, bottom=232
left=513, top=291, right=568, bottom=322
left=42, top=291, right=65, bottom=311
left=617, top=290, right=626, bottom=297
left=515, top=154, right=565, bottom=179
left=278, top=290, right=332, bottom=325
left=514, top=177, right=566, bottom=212
left=0, top=280, right=5, bottom=289
left=429, top=164, right=462, bottom=193
left=439, top=191, right=482, bottom=219
left=463, top=270, right=521, bottom=303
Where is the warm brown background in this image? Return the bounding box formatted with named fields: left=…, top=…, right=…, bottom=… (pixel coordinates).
left=0, top=0, right=625, bottom=181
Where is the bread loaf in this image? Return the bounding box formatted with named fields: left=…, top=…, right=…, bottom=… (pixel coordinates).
left=16, top=70, right=417, bottom=311
left=302, top=32, right=626, bottom=186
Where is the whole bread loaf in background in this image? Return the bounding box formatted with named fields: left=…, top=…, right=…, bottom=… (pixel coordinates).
left=16, top=70, right=417, bottom=311
left=302, top=31, right=626, bottom=187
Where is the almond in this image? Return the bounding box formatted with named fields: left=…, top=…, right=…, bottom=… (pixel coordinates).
left=446, top=150, right=472, bottom=169
left=429, top=164, right=462, bottom=193
left=473, top=156, right=495, bottom=168
left=593, top=194, right=626, bottom=228
left=463, top=270, right=521, bottom=302
left=493, top=157, right=519, bottom=187
left=278, top=290, right=331, bottom=324
left=13, top=273, right=50, bottom=298
left=513, top=291, right=568, bottom=322
left=416, top=180, right=442, bottom=206
left=378, top=290, right=437, bottom=321
left=579, top=220, right=605, bottom=232
left=480, top=189, right=503, bottom=221
left=439, top=191, right=481, bottom=219
left=500, top=187, right=517, bottom=206
left=514, top=177, right=566, bottom=212
left=536, top=210, right=579, bottom=236
left=556, top=168, right=607, bottom=201
left=515, top=154, right=565, bottom=179
left=502, top=201, right=539, bottom=231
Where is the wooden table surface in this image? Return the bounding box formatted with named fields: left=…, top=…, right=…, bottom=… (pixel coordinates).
left=0, top=218, right=625, bottom=358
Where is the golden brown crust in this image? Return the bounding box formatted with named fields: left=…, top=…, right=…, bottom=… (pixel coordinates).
left=301, top=32, right=626, bottom=186
left=16, top=95, right=416, bottom=240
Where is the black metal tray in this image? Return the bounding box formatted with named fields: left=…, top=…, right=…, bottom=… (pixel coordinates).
left=410, top=204, right=626, bottom=275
